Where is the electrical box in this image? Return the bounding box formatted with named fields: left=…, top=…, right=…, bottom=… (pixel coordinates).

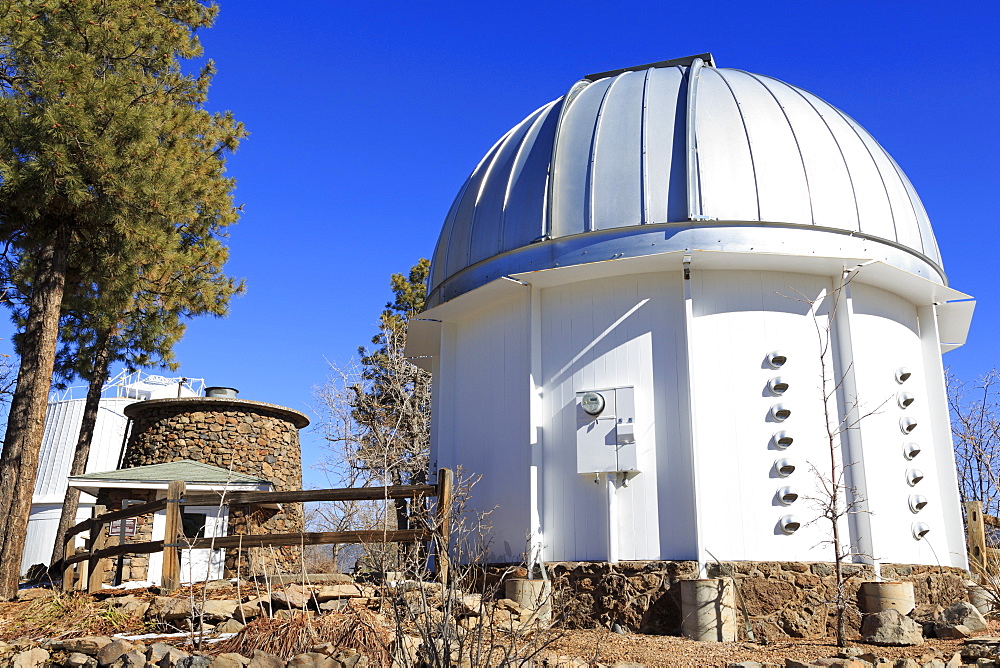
left=576, top=386, right=638, bottom=475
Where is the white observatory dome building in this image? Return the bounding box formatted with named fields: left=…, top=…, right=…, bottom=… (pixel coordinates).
left=408, top=55, right=975, bottom=571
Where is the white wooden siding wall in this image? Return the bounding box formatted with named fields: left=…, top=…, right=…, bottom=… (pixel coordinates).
left=439, top=295, right=531, bottom=562
left=918, top=303, right=968, bottom=569
left=849, top=283, right=950, bottom=566
left=540, top=272, right=688, bottom=561
left=690, top=270, right=835, bottom=562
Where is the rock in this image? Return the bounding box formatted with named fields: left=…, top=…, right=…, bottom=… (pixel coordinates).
left=935, top=624, right=971, bottom=639
left=17, top=587, right=55, bottom=601
left=453, top=593, right=483, bottom=616
left=97, top=639, right=137, bottom=665
left=963, top=636, right=1000, bottom=661
left=215, top=618, right=246, bottom=634
left=246, top=649, right=284, bottom=668
left=48, top=637, right=113, bottom=655
left=204, top=580, right=234, bottom=592
left=210, top=654, right=250, bottom=667
left=318, top=599, right=349, bottom=612
left=333, top=653, right=368, bottom=668
left=816, top=659, right=871, bottom=668
left=108, top=595, right=151, bottom=618
left=271, top=584, right=313, bottom=609
left=892, top=660, right=919, bottom=668
left=861, top=609, right=925, bottom=646
left=11, top=647, right=48, bottom=668
left=114, top=649, right=146, bottom=668
left=944, top=652, right=963, bottom=668
left=937, top=602, right=988, bottom=634
left=286, top=653, right=337, bottom=667
left=728, top=663, right=763, bottom=668
left=177, top=657, right=213, bottom=667
left=315, top=584, right=362, bottom=601
left=149, top=596, right=195, bottom=620
left=64, top=652, right=98, bottom=667
left=147, top=642, right=189, bottom=666
left=785, top=661, right=812, bottom=668
left=201, top=599, right=239, bottom=621
left=274, top=608, right=315, bottom=619
left=234, top=601, right=262, bottom=622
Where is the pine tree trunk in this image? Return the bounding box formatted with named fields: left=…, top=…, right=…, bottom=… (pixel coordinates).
left=0, top=227, right=70, bottom=599
left=48, top=329, right=113, bottom=568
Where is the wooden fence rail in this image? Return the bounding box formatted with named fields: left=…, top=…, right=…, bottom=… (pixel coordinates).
left=62, top=468, right=454, bottom=594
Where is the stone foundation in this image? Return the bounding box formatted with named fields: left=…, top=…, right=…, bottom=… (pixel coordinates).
left=542, top=560, right=970, bottom=640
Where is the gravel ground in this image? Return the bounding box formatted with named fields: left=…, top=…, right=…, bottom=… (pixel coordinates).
left=541, top=620, right=1000, bottom=667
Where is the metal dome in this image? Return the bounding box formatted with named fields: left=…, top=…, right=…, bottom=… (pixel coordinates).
left=428, top=55, right=943, bottom=308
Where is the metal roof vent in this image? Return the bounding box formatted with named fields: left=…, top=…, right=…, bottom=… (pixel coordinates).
left=205, top=386, right=239, bottom=399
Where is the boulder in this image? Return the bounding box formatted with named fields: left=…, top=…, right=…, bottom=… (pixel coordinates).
left=149, top=596, right=195, bottom=620
left=204, top=580, right=235, bottom=592
left=64, top=652, right=97, bottom=667
left=210, top=654, right=250, bottom=667
left=961, top=636, right=1000, bottom=662
left=107, top=595, right=150, bottom=618
left=937, top=601, right=988, bottom=634
left=117, top=650, right=147, bottom=666
left=286, top=652, right=337, bottom=667
left=861, top=609, right=925, bottom=646
left=10, top=647, right=48, bottom=668
left=452, top=593, right=483, bottom=617
left=318, top=599, right=349, bottom=613
left=271, top=584, right=314, bottom=609
left=17, top=587, right=55, bottom=601
left=234, top=601, right=262, bottom=622
left=314, top=584, right=362, bottom=601
left=147, top=642, right=189, bottom=666
left=200, top=599, right=239, bottom=621
left=97, top=639, right=137, bottom=665
left=177, top=657, right=213, bottom=667
left=934, top=624, right=971, bottom=639
left=246, top=649, right=284, bottom=668
left=48, top=637, right=113, bottom=655
left=215, top=619, right=246, bottom=634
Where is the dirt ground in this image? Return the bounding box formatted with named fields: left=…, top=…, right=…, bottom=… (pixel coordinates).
left=543, top=622, right=1000, bottom=667
left=0, top=588, right=995, bottom=667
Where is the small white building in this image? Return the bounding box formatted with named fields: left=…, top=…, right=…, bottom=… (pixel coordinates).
left=23, top=372, right=202, bottom=574
left=408, top=55, right=974, bottom=571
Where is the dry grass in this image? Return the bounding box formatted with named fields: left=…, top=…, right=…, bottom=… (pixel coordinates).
left=210, top=607, right=393, bottom=664
left=0, top=593, right=149, bottom=642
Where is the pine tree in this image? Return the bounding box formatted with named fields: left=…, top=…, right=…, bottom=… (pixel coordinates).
left=38, top=232, right=243, bottom=568
left=0, top=0, right=244, bottom=598
left=350, top=259, right=432, bottom=529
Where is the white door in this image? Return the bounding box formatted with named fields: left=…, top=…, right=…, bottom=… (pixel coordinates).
left=149, top=506, right=228, bottom=585
left=179, top=506, right=227, bottom=584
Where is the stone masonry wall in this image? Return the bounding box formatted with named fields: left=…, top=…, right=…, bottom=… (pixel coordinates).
left=545, top=560, right=970, bottom=640
left=121, top=398, right=307, bottom=576
left=91, top=489, right=157, bottom=584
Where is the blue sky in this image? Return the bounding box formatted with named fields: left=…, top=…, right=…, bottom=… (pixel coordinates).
left=6, top=1, right=998, bottom=487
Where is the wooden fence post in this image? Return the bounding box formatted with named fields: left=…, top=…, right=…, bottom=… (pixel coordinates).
left=966, top=500, right=987, bottom=574
left=87, top=505, right=109, bottom=593
left=435, top=468, right=454, bottom=584
left=161, top=480, right=186, bottom=593
left=62, top=530, right=76, bottom=593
